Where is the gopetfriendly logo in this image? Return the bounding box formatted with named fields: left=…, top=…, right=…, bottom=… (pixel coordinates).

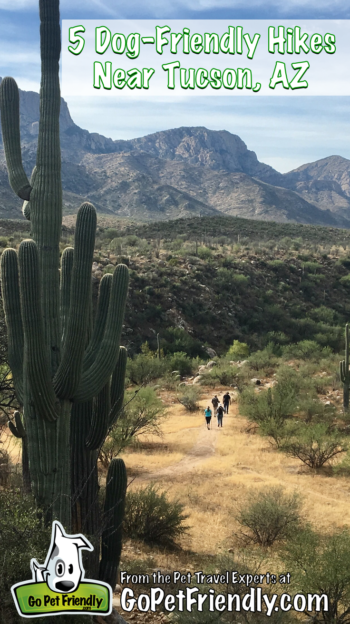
left=11, top=521, right=112, bottom=618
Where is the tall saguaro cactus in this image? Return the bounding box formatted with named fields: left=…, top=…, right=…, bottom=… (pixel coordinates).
left=340, top=324, right=350, bottom=412
left=0, top=0, right=128, bottom=564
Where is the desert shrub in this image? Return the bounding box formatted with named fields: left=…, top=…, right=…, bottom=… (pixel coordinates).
left=247, top=346, right=278, bottom=371
left=124, top=484, right=189, bottom=546
left=168, top=352, right=194, bottom=377
left=236, top=487, right=303, bottom=547
left=100, top=387, right=166, bottom=465
left=214, top=268, right=248, bottom=290
left=226, top=339, right=249, bottom=360
left=125, top=234, right=140, bottom=247
left=197, top=246, right=212, bottom=260
left=296, top=394, right=335, bottom=424
left=281, top=423, right=347, bottom=469
left=267, top=259, right=285, bottom=269
left=281, top=527, right=350, bottom=623
left=282, top=340, right=332, bottom=361
left=239, top=376, right=298, bottom=426
left=303, top=261, right=322, bottom=273
left=308, top=306, right=337, bottom=324
left=340, top=275, right=350, bottom=286
left=126, top=352, right=168, bottom=385
left=177, top=385, right=202, bottom=411
left=161, top=327, right=206, bottom=358
left=200, top=363, right=238, bottom=387
left=103, top=227, right=120, bottom=240
left=0, top=236, right=8, bottom=248
left=0, top=490, right=51, bottom=623
left=259, top=416, right=298, bottom=449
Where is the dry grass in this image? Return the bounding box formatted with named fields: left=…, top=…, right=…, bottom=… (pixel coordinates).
left=120, top=387, right=350, bottom=558
left=3, top=385, right=350, bottom=559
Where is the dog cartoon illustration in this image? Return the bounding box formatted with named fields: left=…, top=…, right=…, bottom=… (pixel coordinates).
left=30, top=521, right=93, bottom=593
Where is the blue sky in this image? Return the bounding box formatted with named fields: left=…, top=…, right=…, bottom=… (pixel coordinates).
left=1, top=0, right=350, bottom=172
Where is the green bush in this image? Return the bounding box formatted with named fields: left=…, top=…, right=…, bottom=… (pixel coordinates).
left=199, top=364, right=238, bottom=387
left=177, top=385, right=202, bottom=411
left=282, top=527, right=350, bottom=623
left=340, top=275, right=350, bottom=286
left=282, top=340, right=332, bottom=361
left=239, top=377, right=298, bottom=426
left=127, top=352, right=168, bottom=385
left=281, top=423, right=347, bottom=469
left=227, top=339, right=249, bottom=360
left=161, top=327, right=207, bottom=358
left=0, top=490, right=51, bottom=623
left=236, top=487, right=303, bottom=547
left=197, top=246, right=212, bottom=260
left=100, top=387, right=166, bottom=465
left=247, top=345, right=278, bottom=371
left=168, top=352, right=194, bottom=377
left=124, top=484, right=189, bottom=546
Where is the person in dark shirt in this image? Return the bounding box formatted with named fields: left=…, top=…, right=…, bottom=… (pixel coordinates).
left=212, top=395, right=219, bottom=410
left=217, top=403, right=224, bottom=427
left=223, top=392, right=231, bottom=414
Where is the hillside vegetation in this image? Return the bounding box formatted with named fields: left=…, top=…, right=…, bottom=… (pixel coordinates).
left=2, top=215, right=350, bottom=358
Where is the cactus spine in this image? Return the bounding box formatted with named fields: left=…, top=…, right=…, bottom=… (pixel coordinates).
left=340, top=324, right=350, bottom=412
left=0, top=0, right=129, bottom=582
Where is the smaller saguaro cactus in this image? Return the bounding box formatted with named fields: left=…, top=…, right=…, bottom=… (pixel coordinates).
left=340, top=324, right=350, bottom=411
left=99, top=458, right=127, bottom=591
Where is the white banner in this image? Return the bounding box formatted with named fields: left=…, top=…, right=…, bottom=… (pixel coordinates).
left=62, top=20, right=350, bottom=97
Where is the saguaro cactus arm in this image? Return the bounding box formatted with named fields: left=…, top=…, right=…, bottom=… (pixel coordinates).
left=8, top=410, right=26, bottom=438
left=109, top=346, right=127, bottom=426
left=85, top=381, right=111, bottom=452
left=0, top=249, right=24, bottom=404
left=54, top=203, right=96, bottom=399
left=73, top=264, right=129, bottom=403
left=22, top=167, right=37, bottom=221
left=0, top=78, right=32, bottom=200
left=85, top=346, right=127, bottom=451
left=60, top=246, right=74, bottom=344
left=99, top=458, right=127, bottom=591
left=82, top=273, right=112, bottom=372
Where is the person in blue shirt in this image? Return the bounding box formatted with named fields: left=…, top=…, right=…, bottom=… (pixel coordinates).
left=204, top=406, right=212, bottom=429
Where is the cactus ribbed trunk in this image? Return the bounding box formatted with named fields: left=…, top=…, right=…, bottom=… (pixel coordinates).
left=340, top=324, right=350, bottom=412
left=1, top=0, right=129, bottom=586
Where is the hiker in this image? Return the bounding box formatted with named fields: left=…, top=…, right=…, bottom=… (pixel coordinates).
left=217, top=403, right=224, bottom=427
left=211, top=395, right=219, bottom=410
left=204, top=406, right=212, bottom=430
left=223, top=392, right=231, bottom=414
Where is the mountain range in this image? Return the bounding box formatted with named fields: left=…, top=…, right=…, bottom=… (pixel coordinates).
left=0, top=80, right=350, bottom=228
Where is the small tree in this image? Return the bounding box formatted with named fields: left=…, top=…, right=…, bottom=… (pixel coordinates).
left=227, top=340, right=249, bottom=360
left=281, top=423, right=347, bottom=469
left=236, top=487, right=303, bottom=547
left=100, top=387, right=166, bottom=467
